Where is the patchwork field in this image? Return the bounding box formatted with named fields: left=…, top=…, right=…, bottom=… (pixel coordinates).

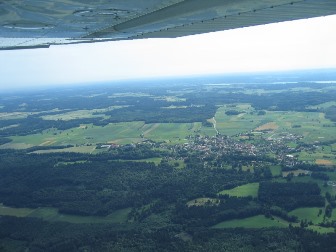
left=255, top=122, right=278, bottom=131
left=298, top=150, right=336, bottom=166
left=2, top=121, right=217, bottom=152
left=316, top=159, right=334, bottom=166
left=214, top=105, right=336, bottom=144
left=214, top=104, right=262, bottom=136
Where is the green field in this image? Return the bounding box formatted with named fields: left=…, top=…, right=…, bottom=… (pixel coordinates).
left=0, top=204, right=130, bottom=224
left=3, top=103, right=334, bottom=153
left=213, top=215, right=290, bottom=229
left=298, top=150, right=336, bottom=166
left=289, top=207, right=324, bottom=224
left=168, top=159, right=186, bottom=169
left=214, top=105, right=336, bottom=143
left=218, top=183, right=259, bottom=198
left=4, top=121, right=215, bottom=151
left=270, top=165, right=282, bottom=176
left=307, top=225, right=335, bottom=234
left=214, top=104, right=262, bottom=136
left=0, top=111, right=38, bottom=120
left=143, top=122, right=208, bottom=143
left=307, top=101, right=336, bottom=110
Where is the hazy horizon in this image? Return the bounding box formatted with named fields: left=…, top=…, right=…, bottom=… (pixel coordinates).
left=1, top=14, right=336, bottom=90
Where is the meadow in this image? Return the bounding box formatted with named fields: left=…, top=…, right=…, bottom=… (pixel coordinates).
left=289, top=207, right=324, bottom=225
left=213, top=215, right=290, bottom=229
left=218, top=183, right=259, bottom=198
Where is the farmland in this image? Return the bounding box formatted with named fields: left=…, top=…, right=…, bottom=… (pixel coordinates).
left=0, top=77, right=336, bottom=250
left=2, top=121, right=216, bottom=152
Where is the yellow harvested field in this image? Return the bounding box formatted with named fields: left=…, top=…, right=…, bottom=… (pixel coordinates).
left=143, top=123, right=161, bottom=135
left=255, top=122, right=278, bottom=131
left=316, top=159, right=333, bottom=166
left=39, top=140, right=56, bottom=146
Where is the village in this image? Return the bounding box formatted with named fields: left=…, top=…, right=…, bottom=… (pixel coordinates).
left=98, top=130, right=323, bottom=173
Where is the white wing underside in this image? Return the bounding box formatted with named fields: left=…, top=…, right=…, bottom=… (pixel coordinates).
left=1, top=0, right=336, bottom=50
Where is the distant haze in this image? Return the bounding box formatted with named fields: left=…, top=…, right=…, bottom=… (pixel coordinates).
left=0, top=15, right=336, bottom=90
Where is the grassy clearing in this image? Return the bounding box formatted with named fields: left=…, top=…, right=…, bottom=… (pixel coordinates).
left=242, top=165, right=254, bottom=173
left=289, top=207, right=324, bottom=224
left=213, top=215, right=290, bottom=229
left=307, top=225, right=335, bottom=234
left=32, top=146, right=99, bottom=154
left=307, top=101, right=336, bottom=110
left=0, top=142, right=33, bottom=149
left=168, top=159, right=186, bottom=169
left=270, top=165, right=282, bottom=177
left=325, top=172, right=336, bottom=181
left=218, top=183, right=259, bottom=198
left=0, top=112, right=37, bottom=120
left=0, top=204, right=130, bottom=224
left=40, top=106, right=127, bottom=121
left=288, top=175, right=336, bottom=197
left=0, top=203, right=34, bottom=217
left=41, top=110, right=104, bottom=121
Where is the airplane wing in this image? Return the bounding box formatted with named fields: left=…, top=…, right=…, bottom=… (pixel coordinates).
left=1, top=0, right=336, bottom=50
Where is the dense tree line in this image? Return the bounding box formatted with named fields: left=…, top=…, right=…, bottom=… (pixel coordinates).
left=1, top=216, right=336, bottom=251
left=0, top=116, right=104, bottom=137
left=0, top=137, right=11, bottom=145
left=259, top=182, right=325, bottom=211
left=325, top=106, right=336, bottom=122
left=0, top=151, right=255, bottom=216
left=174, top=196, right=262, bottom=227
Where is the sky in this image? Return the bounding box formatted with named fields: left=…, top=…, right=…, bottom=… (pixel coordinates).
left=0, top=14, right=336, bottom=90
